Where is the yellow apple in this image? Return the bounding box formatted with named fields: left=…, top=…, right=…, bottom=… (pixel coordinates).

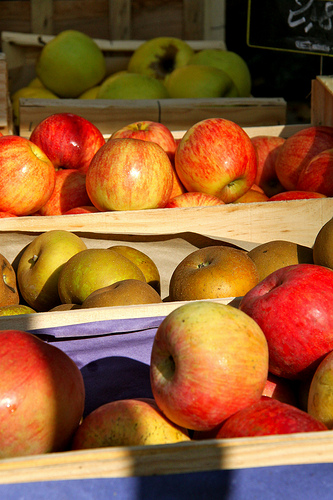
left=169, top=245, right=259, bottom=301
left=96, top=72, right=169, bottom=99
left=11, top=86, right=58, bottom=126
left=58, top=248, right=146, bottom=304
left=78, top=85, right=100, bottom=99
left=0, top=305, right=36, bottom=316
left=0, top=253, right=19, bottom=307
left=16, top=230, right=87, bottom=312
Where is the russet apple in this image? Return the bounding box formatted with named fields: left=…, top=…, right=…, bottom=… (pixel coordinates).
left=175, top=118, right=257, bottom=203
left=58, top=248, right=146, bottom=304
left=169, top=245, right=259, bottom=301
left=215, top=397, right=327, bottom=438
left=29, top=113, right=105, bottom=174
left=80, top=279, right=162, bottom=308
left=251, top=135, right=286, bottom=197
left=165, top=191, right=224, bottom=208
left=240, top=264, right=333, bottom=380
left=0, top=253, right=19, bottom=307
left=150, top=301, right=269, bottom=431
left=38, top=168, right=91, bottom=216
left=71, top=398, right=190, bottom=449
left=0, top=135, right=55, bottom=216
left=307, top=350, right=333, bottom=428
left=17, top=230, right=87, bottom=312
left=110, top=120, right=177, bottom=161
left=274, top=126, right=333, bottom=191
left=0, top=329, right=85, bottom=458
left=296, top=148, right=333, bottom=196
left=86, top=138, right=174, bottom=211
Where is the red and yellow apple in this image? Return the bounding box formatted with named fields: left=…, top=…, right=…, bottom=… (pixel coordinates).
left=165, top=191, right=224, bottom=208
left=296, top=148, right=333, bottom=196
left=269, top=191, right=326, bottom=201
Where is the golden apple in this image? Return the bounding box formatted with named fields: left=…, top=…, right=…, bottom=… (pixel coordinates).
left=0, top=253, right=19, bottom=307
left=0, top=305, right=36, bottom=316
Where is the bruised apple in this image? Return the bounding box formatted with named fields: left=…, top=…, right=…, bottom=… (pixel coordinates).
left=169, top=245, right=259, bottom=301
left=150, top=301, right=269, bottom=431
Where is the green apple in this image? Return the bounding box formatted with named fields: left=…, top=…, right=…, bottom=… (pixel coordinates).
left=127, top=37, right=194, bottom=81
left=188, top=49, right=252, bottom=97
left=109, top=245, right=161, bottom=294
left=96, top=72, right=169, bottom=99
left=27, top=77, right=46, bottom=89
left=164, top=64, right=235, bottom=98
left=0, top=305, right=36, bottom=316
left=11, top=86, right=58, bottom=127
left=57, top=248, right=146, bottom=304
left=78, top=85, right=100, bottom=99
left=36, top=30, right=106, bottom=98
left=16, top=230, right=87, bottom=312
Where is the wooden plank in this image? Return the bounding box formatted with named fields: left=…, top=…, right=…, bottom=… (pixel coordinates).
left=0, top=53, right=13, bottom=135
left=311, top=76, right=333, bottom=127
left=18, top=96, right=287, bottom=138
left=108, top=0, right=131, bottom=40
left=0, top=431, right=332, bottom=484
left=203, top=0, right=226, bottom=41
left=30, top=0, right=53, bottom=34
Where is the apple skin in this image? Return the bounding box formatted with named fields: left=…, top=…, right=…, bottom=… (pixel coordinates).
left=110, top=121, right=177, bottom=161
left=274, top=126, right=333, bottom=191
left=0, top=330, right=85, bottom=458
left=169, top=245, right=259, bottom=301
left=232, top=188, right=269, bottom=203
left=175, top=118, right=257, bottom=203
left=58, top=248, right=146, bottom=304
left=150, top=301, right=268, bottom=431
left=251, top=135, right=286, bottom=197
left=269, top=191, right=326, bottom=201
left=262, top=372, right=298, bottom=406
left=296, top=148, right=333, bottom=196
left=0, top=253, right=20, bottom=307
left=0, top=304, right=36, bottom=316
left=239, top=264, right=333, bottom=380
left=38, top=168, right=91, bottom=216
left=86, top=138, right=174, bottom=211
left=307, top=350, right=333, bottom=428
left=71, top=398, right=190, bottom=450
left=29, top=113, right=105, bottom=174
left=165, top=191, right=225, bottom=208
left=64, top=205, right=100, bottom=214
left=17, top=230, right=88, bottom=312
left=0, top=135, right=56, bottom=216
left=0, top=211, right=17, bottom=218
left=215, top=396, right=327, bottom=439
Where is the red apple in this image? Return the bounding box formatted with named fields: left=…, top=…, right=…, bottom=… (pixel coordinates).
left=64, top=205, right=101, bottom=214
left=233, top=188, right=269, bottom=203
left=86, top=138, right=174, bottom=211
left=0, top=135, right=55, bottom=216
left=296, top=148, right=333, bottom=196
left=251, top=135, right=286, bottom=197
left=262, top=372, right=298, bottom=406
left=29, top=112, right=105, bottom=174
left=274, top=126, right=333, bottom=191
left=239, top=264, right=333, bottom=380
left=38, top=168, right=91, bottom=216
left=110, top=120, right=177, bottom=161
left=0, top=211, right=17, bottom=218
left=169, top=166, right=187, bottom=199
left=0, top=329, right=85, bottom=458
left=150, top=301, right=269, bottom=431
left=215, top=397, right=327, bottom=438
left=269, top=191, right=326, bottom=201
left=165, top=191, right=224, bottom=208
left=175, top=118, right=257, bottom=203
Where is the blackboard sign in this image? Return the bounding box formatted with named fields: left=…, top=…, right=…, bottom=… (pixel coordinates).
left=247, top=0, right=333, bottom=56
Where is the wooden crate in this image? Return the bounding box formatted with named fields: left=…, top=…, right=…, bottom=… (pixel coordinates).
left=311, top=75, right=333, bottom=127
left=0, top=53, right=13, bottom=135
left=0, top=0, right=226, bottom=43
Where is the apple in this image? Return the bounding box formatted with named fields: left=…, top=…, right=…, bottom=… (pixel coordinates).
left=262, top=372, right=298, bottom=406
left=38, top=168, right=91, bottom=216
left=307, top=350, right=333, bottom=428
left=109, top=245, right=161, bottom=294
left=174, top=118, right=257, bottom=203
left=251, top=135, right=286, bottom=197
left=127, top=37, right=194, bottom=81
left=274, top=126, right=333, bottom=191
left=239, top=264, right=333, bottom=380
left=269, top=191, right=326, bottom=201
left=29, top=113, right=105, bottom=174
left=110, top=121, right=177, bottom=161
left=78, top=85, right=100, bottom=99
left=165, top=191, right=225, bottom=208
left=81, top=279, right=162, bottom=308
left=0, top=305, right=36, bottom=316
left=86, top=138, right=174, bottom=211
left=169, top=245, right=259, bottom=301
left=296, top=148, right=333, bottom=196
left=150, top=301, right=268, bottom=431
left=0, top=253, right=19, bottom=307
left=313, top=217, right=333, bottom=270
left=64, top=205, right=100, bottom=215
left=0, top=135, right=55, bottom=216
left=0, top=211, right=17, bottom=218
left=71, top=398, right=190, bottom=450
left=0, top=329, right=85, bottom=458
left=36, top=30, right=106, bottom=98
left=232, top=188, right=269, bottom=203
left=17, top=230, right=87, bottom=312
left=11, top=86, right=58, bottom=127
left=188, top=49, right=252, bottom=97
left=96, top=72, right=169, bottom=99
left=215, top=397, right=327, bottom=439
left=164, top=65, right=235, bottom=98
left=58, top=248, right=146, bottom=304
left=170, top=166, right=187, bottom=199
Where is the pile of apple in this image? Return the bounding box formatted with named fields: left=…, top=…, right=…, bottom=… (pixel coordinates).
left=0, top=112, right=332, bottom=218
